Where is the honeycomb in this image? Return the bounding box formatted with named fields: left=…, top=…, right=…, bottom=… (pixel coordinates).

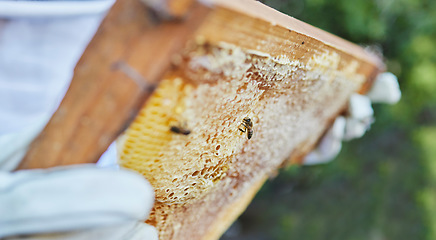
left=118, top=73, right=253, bottom=203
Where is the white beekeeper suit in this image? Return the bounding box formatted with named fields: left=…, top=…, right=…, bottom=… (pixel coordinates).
left=0, top=1, right=157, bottom=239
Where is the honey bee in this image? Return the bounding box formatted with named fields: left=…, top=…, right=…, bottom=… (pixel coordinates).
left=239, top=117, right=253, bottom=139
left=170, top=126, right=191, bottom=135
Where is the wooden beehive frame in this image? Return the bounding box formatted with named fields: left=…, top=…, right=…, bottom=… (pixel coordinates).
left=18, top=0, right=383, bottom=170
left=16, top=1, right=384, bottom=239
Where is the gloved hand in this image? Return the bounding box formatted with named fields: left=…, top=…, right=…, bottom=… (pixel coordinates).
left=304, top=116, right=346, bottom=165
left=4, top=222, right=158, bottom=240
left=0, top=2, right=158, bottom=239
left=303, top=72, right=401, bottom=165
left=0, top=166, right=157, bottom=240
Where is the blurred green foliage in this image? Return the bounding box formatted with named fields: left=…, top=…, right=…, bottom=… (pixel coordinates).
left=222, top=0, right=436, bottom=239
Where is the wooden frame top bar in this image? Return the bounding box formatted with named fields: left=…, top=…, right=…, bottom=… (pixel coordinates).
left=210, top=0, right=383, bottom=68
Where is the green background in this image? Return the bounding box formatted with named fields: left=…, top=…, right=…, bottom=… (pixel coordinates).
left=222, top=0, right=436, bottom=239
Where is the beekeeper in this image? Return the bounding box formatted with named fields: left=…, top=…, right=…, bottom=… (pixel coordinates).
left=0, top=1, right=157, bottom=239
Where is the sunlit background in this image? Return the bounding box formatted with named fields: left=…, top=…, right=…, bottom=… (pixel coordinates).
left=222, top=0, right=436, bottom=239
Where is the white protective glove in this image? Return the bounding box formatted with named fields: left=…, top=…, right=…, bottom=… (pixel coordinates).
left=4, top=222, right=158, bottom=240
left=304, top=117, right=346, bottom=165
left=303, top=72, right=401, bottom=165
left=0, top=166, right=157, bottom=240
left=0, top=2, right=158, bottom=239
left=343, top=94, right=374, bottom=141
left=366, top=72, right=401, bottom=104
